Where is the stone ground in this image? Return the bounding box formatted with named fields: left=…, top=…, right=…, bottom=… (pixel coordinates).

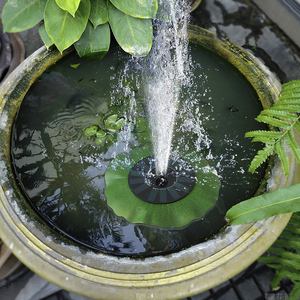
left=1, top=0, right=300, bottom=299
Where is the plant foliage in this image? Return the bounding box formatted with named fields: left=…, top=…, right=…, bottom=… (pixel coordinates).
left=245, top=80, right=300, bottom=176
left=225, top=182, right=300, bottom=225
left=2, top=0, right=157, bottom=57
left=258, top=213, right=300, bottom=300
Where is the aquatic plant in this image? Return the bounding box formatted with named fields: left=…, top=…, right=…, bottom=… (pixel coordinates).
left=1, top=0, right=157, bottom=58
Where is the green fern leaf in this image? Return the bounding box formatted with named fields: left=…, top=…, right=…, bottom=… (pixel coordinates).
left=274, top=139, right=289, bottom=175
left=251, top=137, right=276, bottom=144
left=245, top=130, right=282, bottom=139
left=256, top=115, right=291, bottom=129
left=271, top=104, right=300, bottom=113
left=248, top=145, right=274, bottom=174
left=258, top=212, right=300, bottom=296
left=277, top=92, right=300, bottom=101
left=260, top=109, right=299, bottom=121
left=246, top=80, right=300, bottom=174
left=280, top=80, right=300, bottom=93
left=285, top=131, right=300, bottom=162
left=290, top=284, right=300, bottom=300
left=275, top=238, right=300, bottom=250
left=293, top=120, right=300, bottom=136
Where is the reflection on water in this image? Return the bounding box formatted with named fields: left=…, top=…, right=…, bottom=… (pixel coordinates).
left=11, top=43, right=266, bottom=256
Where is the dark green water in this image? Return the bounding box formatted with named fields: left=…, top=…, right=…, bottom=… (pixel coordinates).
left=11, top=43, right=266, bottom=256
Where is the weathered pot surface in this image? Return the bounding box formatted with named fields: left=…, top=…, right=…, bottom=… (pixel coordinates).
left=0, top=25, right=295, bottom=299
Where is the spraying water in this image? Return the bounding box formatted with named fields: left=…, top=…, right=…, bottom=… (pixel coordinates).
left=144, top=0, right=191, bottom=175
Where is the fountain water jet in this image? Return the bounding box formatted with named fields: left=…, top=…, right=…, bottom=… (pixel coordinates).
left=144, top=0, right=191, bottom=176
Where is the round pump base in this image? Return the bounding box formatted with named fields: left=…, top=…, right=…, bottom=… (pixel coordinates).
left=128, top=156, right=196, bottom=204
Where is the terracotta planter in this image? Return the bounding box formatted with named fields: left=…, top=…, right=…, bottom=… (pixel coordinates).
left=0, top=25, right=296, bottom=299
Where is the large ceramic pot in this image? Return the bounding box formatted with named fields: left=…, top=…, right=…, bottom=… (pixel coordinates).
left=0, top=25, right=296, bottom=300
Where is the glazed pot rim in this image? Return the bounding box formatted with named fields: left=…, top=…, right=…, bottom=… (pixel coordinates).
left=0, top=26, right=295, bottom=299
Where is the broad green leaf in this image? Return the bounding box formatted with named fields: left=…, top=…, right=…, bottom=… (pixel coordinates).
left=2, top=0, right=47, bottom=32
left=108, top=2, right=153, bottom=56
left=55, top=0, right=81, bottom=16
left=75, top=22, right=110, bottom=59
left=110, top=0, right=158, bottom=18
left=39, top=23, right=54, bottom=48
left=90, top=0, right=108, bottom=27
left=226, top=183, right=300, bottom=225
left=45, top=0, right=90, bottom=53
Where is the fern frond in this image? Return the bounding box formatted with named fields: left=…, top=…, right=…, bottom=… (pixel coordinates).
left=271, top=104, right=300, bottom=113
left=293, top=121, right=300, bottom=136
left=259, top=212, right=300, bottom=296
left=290, top=284, right=300, bottom=300
left=245, top=130, right=282, bottom=139
left=277, top=93, right=300, bottom=101
left=248, top=145, right=274, bottom=174
left=246, top=80, right=300, bottom=174
left=260, top=109, right=299, bottom=121
left=285, top=131, right=300, bottom=162
left=256, top=115, right=292, bottom=129
left=281, top=80, right=300, bottom=92
left=274, top=139, right=289, bottom=175
left=251, top=137, right=276, bottom=144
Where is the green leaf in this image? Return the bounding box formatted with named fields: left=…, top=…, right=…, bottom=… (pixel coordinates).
left=104, top=114, right=124, bottom=132
left=55, top=0, right=81, bottom=17
left=2, top=0, right=48, bottom=32
left=274, top=139, right=289, bottom=175
left=90, top=0, right=108, bottom=27
left=256, top=115, right=292, bottom=129
left=281, top=80, right=300, bottom=94
left=95, top=130, right=106, bottom=144
left=285, top=131, right=300, bottom=162
left=75, top=22, right=110, bottom=59
left=110, top=0, right=158, bottom=18
left=245, top=130, right=282, bottom=139
left=39, top=23, right=54, bottom=49
left=277, top=93, right=300, bottom=101
left=226, top=183, right=300, bottom=225
left=260, top=109, right=298, bottom=121
left=248, top=145, right=274, bottom=174
left=290, top=284, right=300, bottom=300
left=45, top=0, right=90, bottom=53
left=250, top=137, right=276, bottom=144
left=271, top=104, right=300, bottom=113
left=108, top=1, right=153, bottom=56
left=84, top=125, right=99, bottom=139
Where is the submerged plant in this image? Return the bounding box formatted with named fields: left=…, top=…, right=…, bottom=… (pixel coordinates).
left=2, top=0, right=157, bottom=58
